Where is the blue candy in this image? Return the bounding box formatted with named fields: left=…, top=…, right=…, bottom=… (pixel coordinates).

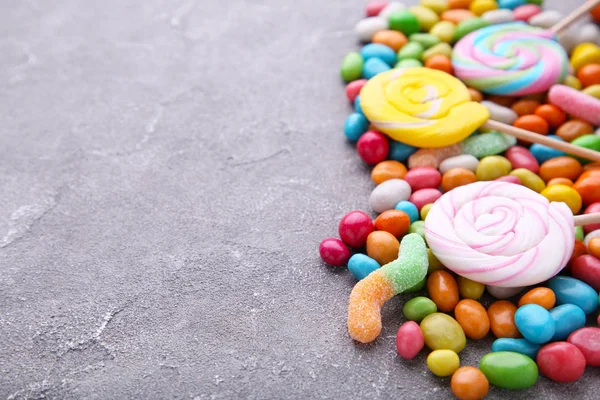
left=360, top=43, right=397, bottom=67
left=344, top=113, right=369, bottom=141
left=354, top=95, right=363, bottom=115
left=491, top=338, right=541, bottom=359
left=395, top=201, right=420, bottom=223
left=388, top=140, right=417, bottom=162
left=514, top=304, right=555, bottom=344
left=548, top=276, right=599, bottom=314
left=362, top=57, right=391, bottom=79
left=550, top=304, right=586, bottom=340
left=497, top=0, right=525, bottom=9
left=529, top=135, right=567, bottom=164
left=348, top=254, right=381, bottom=280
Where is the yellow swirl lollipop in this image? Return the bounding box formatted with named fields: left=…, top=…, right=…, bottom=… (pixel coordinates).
left=360, top=68, right=490, bottom=148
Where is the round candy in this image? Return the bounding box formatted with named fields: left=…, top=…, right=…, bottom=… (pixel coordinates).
left=359, top=68, right=490, bottom=148
left=518, top=287, right=555, bottom=310
left=403, top=296, right=438, bottom=322
left=366, top=231, right=400, bottom=265
left=357, top=131, right=389, bottom=164
left=571, top=254, right=600, bottom=291
left=451, top=367, right=489, bottom=400
left=374, top=210, right=411, bottom=237
left=452, top=22, right=569, bottom=96
left=339, top=210, right=374, bottom=248
left=319, top=238, right=350, bottom=266
left=424, top=181, right=574, bottom=287
left=427, top=349, right=460, bottom=376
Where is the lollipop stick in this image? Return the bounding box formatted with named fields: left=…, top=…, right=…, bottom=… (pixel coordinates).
left=574, top=213, right=600, bottom=227
left=483, top=120, right=600, bottom=162
left=549, top=0, right=600, bottom=35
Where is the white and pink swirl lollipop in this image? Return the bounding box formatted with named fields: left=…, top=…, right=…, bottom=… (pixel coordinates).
left=424, top=181, right=600, bottom=288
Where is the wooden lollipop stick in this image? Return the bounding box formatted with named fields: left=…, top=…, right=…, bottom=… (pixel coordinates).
left=549, top=0, right=600, bottom=35
left=574, top=213, right=600, bottom=227
left=483, top=120, right=600, bottom=162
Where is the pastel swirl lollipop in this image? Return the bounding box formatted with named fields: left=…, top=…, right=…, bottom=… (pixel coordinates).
left=424, top=181, right=574, bottom=288
left=359, top=68, right=490, bottom=148
left=452, top=22, right=569, bottom=96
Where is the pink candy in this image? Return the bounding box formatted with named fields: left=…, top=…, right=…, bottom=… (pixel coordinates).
left=505, top=146, right=539, bottom=174
left=404, top=167, right=442, bottom=191
left=548, top=85, right=600, bottom=126
left=495, top=175, right=521, bottom=184
left=319, top=238, right=351, bottom=267
left=346, top=79, right=367, bottom=102
left=396, top=321, right=424, bottom=359
left=365, top=0, right=388, bottom=16
left=409, top=188, right=443, bottom=211
left=514, top=4, right=542, bottom=22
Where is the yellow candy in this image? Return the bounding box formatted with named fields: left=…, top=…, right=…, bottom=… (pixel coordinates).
left=583, top=84, right=600, bottom=99
left=476, top=156, right=512, bottom=181
left=360, top=68, right=490, bottom=148
left=510, top=168, right=546, bottom=193
left=570, top=43, right=600, bottom=72
left=423, top=42, right=453, bottom=62
left=541, top=184, right=582, bottom=214
left=420, top=0, right=449, bottom=14
left=470, top=0, right=498, bottom=16
left=563, top=75, right=582, bottom=90
left=427, top=349, right=460, bottom=377
left=427, top=248, right=444, bottom=274
left=430, top=21, right=456, bottom=43
left=410, top=5, right=440, bottom=31
left=421, top=203, right=434, bottom=220
left=457, top=276, right=485, bottom=300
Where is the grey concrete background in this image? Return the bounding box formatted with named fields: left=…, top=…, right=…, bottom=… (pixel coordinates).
left=1, top=0, right=598, bottom=398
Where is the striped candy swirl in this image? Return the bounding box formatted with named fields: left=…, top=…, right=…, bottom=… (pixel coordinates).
left=424, top=182, right=574, bottom=287
left=452, top=22, right=569, bottom=96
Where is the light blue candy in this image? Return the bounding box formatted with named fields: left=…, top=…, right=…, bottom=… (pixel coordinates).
left=362, top=57, right=391, bottom=79
left=396, top=201, right=419, bottom=223
left=344, top=113, right=369, bottom=141
left=514, top=304, right=555, bottom=344
left=354, top=95, right=363, bottom=115
left=388, top=140, right=417, bottom=162
left=498, top=0, right=525, bottom=9
left=360, top=43, right=397, bottom=67
left=529, top=135, right=567, bottom=164
left=348, top=254, right=381, bottom=280
left=550, top=304, right=586, bottom=340
left=492, top=338, right=541, bottom=359
left=548, top=276, right=599, bottom=314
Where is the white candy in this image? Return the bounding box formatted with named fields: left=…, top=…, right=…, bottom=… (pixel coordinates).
left=369, top=179, right=411, bottom=213
left=355, top=17, right=389, bottom=42
left=486, top=285, right=526, bottom=299
left=439, top=154, right=480, bottom=175
left=577, top=23, right=600, bottom=46
left=379, top=2, right=406, bottom=20
left=595, top=127, right=600, bottom=136
left=528, top=10, right=563, bottom=29
left=481, top=9, right=514, bottom=25
left=584, top=229, right=600, bottom=247
left=557, top=26, right=580, bottom=54
left=481, top=100, right=519, bottom=125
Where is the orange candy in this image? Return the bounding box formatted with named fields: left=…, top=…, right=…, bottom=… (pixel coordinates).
left=372, top=30, right=408, bottom=52
left=451, top=367, right=489, bottom=400
left=468, top=88, right=483, bottom=102
left=425, top=54, right=453, bottom=75
left=534, top=104, right=566, bottom=128
left=366, top=231, right=400, bottom=266
left=487, top=300, right=520, bottom=338
left=518, top=288, right=556, bottom=310
left=588, top=237, right=600, bottom=259
left=539, top=156, right=583, bottom=182
left=556, top=119, right=594, bottom=142
left=374, top=210, right=411, bottom=238
left=427, top=270, right=459, bottom=312
left=513, top=114, right=549, bottom=135
left=454, top=299, right=490, bottom=340
left=442, top=168, right=477, bottom=192
left=511, top=99, right=541, bottom=116
left=577, top=64, right=600, bottom=88
left=547, top=177, right=574, bottom=187
left=371, top=160, right=407, bottom=184
left=573, top=170, right=600, bottom=205
left=448, top=0, right=473, bottom=9
left=441, top=9, right=475, bottom=23
left=592, top=3, right=600, bottom=23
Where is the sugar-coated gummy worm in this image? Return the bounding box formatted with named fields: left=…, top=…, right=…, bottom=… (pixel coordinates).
left=348, top=233, right=428, bottom=343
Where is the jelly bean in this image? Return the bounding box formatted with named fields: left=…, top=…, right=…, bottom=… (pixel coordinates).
left=573, top=171, right=600, bottom=205
left=427, top=248, right=444, bottom=274
left=395, top=58, right=423, bottom=68
left=539, top=156, right=582, bottom=183
left=577, top=64, right=600, bottom=88
left=481, top=100, right=518, bottom=125
left=427, top=270, right=459, bottom=312
left=549, top=304, right=586, bottom=341
left=427, top=349, right=460, bottom=376
left=366, top=231, right=400, bottom=265
left=442, top=9, right=476, bottom=24
left=380, top=1, right=407, bottom=19
left=556, top=119, right=593, bottom=142
left=575, top=225, right=585, bottom=241
left=584, top=229, right=600, bottom=247
left=420, top=313, right=466, bottom=352
left=530, top=136, right=567, bottom=164
left=563, top=74, right=582, bottom=89
left=488, top=300, right=520, bottom=338
left=513, top=4, right=540, bottom=20
left=439, top=154, right=479, bottom=174
left=513, top=114, right=549, bottom=135
left=518, top=287, right=555, bottom=310
left=366, top=1, right=389, bottom=16
left=356, top=131, right=389, bottom=164
left=509, top=168, right=545, bottom=193
left=395, top=200, right=419, bottom=223
left=403, top=296, right=438, bottom=322
left=589, top=237, right=600, bottom=258
left=409, top=33, right=441, bottom=49
left=503, top=146, right=539, bottom=173
left=540, top=184, right=582, bottom=214
left=371, top=160, right=407, bottom=184
left=339, top=211, right=373, bottom=248
left=547, top=177, right=573, bottom=187
left=469, top=0, right=497, bottom=16
left=497, top=0, right=524, bottom=9
left=442, top=168, right=477, bottom=192
left=492, top=338, right=541, bottom=359
left=548, top=276, right=598, bottom=314
left=348, top=254, right=381, bottom=280
left=429, top=20, right=456, bottom=43
left=409, top=5, right=440, bottom=30
left=404, top=167, right=442, bottom=191
left=454, top=299, right=490, bottom=339
left=408, top=143, right=463, bottom=169
left=424, top=54, right=453, bottom=74
left=462, top=131, right=516, bottom=158
left=448, top=0, right=473, bottom=9
left=529, top=9, right=562, bottom=28
left=571, top=254, right=600, bottom=291
left=479, top=352, right=538, bottom=390
left=396, top=321, right=425, bottom=359
left=361, top=43, right=397, bottom=67
left=457, top=276, right=485, bottom=300
left=362, top=57, right=391, bottom=79
left=571, top=43, right=600, bottom=72
left=421, top=0, right=449, bottom=14
left=451, top=367, right=489, bottom=400
left=408, top=220, right=425, bottom=238
left=370, top=179, right=412, bottom=213
left=344, top=113, right=369, bottom=141
left=372, top=30, right=409, bottom=52
left=481, top=8, right=514, bottom=24
left=568, top=240, right=588, bottom=270
left=374, top=209, right=411, bottom=238
left=355, top=16, right=389, bottom=42
left=514, top=304, right=554, bottom=344
left=388, top=10, right=421, bottom=35
left=537, top=342, right=586, bottom=382
left=583, top=84, right=600, bottom=98
left=388, top=140, right=417, bottom=162
left=420, top=203, right=433, bottom=220
left=593, top=3, right=600, bottom=23
left=319, top=238, right=351, bottom=267
left=453, top=16, right=488, bottom=40
left=409, top=188, right=442, bottom=211
left=353, top=95, right=363, bottom=115
left=345, top=79, right=367, bottom=103
left=467, top=87, right=483, bottom=101
left=340, top=52, right=364, bottom=82
left=568, top=327, right=600, bottom=366
left=571, top=135, right=600, bottom=161
left=533, top=104, right=565, bottom=128
left=475, top=155, right=512, bottom=181
left=486, top=285, right=523, bottom=299
left=511, top=99, right=540, bottom=116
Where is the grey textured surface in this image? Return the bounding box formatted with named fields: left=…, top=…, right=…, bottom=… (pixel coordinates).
left=1, top=0, right=599, bottom=399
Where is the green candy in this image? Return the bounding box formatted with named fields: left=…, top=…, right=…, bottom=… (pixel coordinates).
left=381, top=233, right=428, bottom=294
left=408, top=220, right=425, bottom=239
left=395, top=59, right=423, bottom=68
left=462, top=131, right=516, bottom=158
left=403, top=296, right=437, bottom=322
left=575, top=225, right=585, bottom=241
left=409, top=33, right=440, bottom=49
left=397, top=41, right=424, bottom=61
left=340, top=52, right=363, bottom=82
left=454, top=17, right=489, bottom=42
left=571, top=134, right=600, bottom=164
left=405, top=276, right=427, bottom=293
left=527, top=0, right=543, bottom=4
left=388, top=10, right=421, bottom=36
left=479, top=352, right=538, bottom=390
left=420, top=313, right=466, bottom=353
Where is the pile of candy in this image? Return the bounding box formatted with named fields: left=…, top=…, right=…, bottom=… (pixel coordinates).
left=319, top=0, right=600, bottom=398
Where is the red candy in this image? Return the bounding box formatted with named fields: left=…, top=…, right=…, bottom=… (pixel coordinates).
left=409, top=188, right=443, bottom=211
left=504, top=146, right=539, bottom=174
left=536, top=342, right=586, bottom=382
left=319, top=238, right=350, bottom=266
left=357, top=131, right=389, bottom=164
left=339, top=211, right=374, bottom=248
left=396, top=321, right=425, bottom=359
left=366, top=0, right=388, bottom=16
left=403, top=167, right=442, bottom=191
left=571, top=254, right=600, bottom=291
left=345, top=79, right=367, bottom=102
left=583, top=203, right=600, bottom=234
left=568, top=327, right=600, bottom=366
